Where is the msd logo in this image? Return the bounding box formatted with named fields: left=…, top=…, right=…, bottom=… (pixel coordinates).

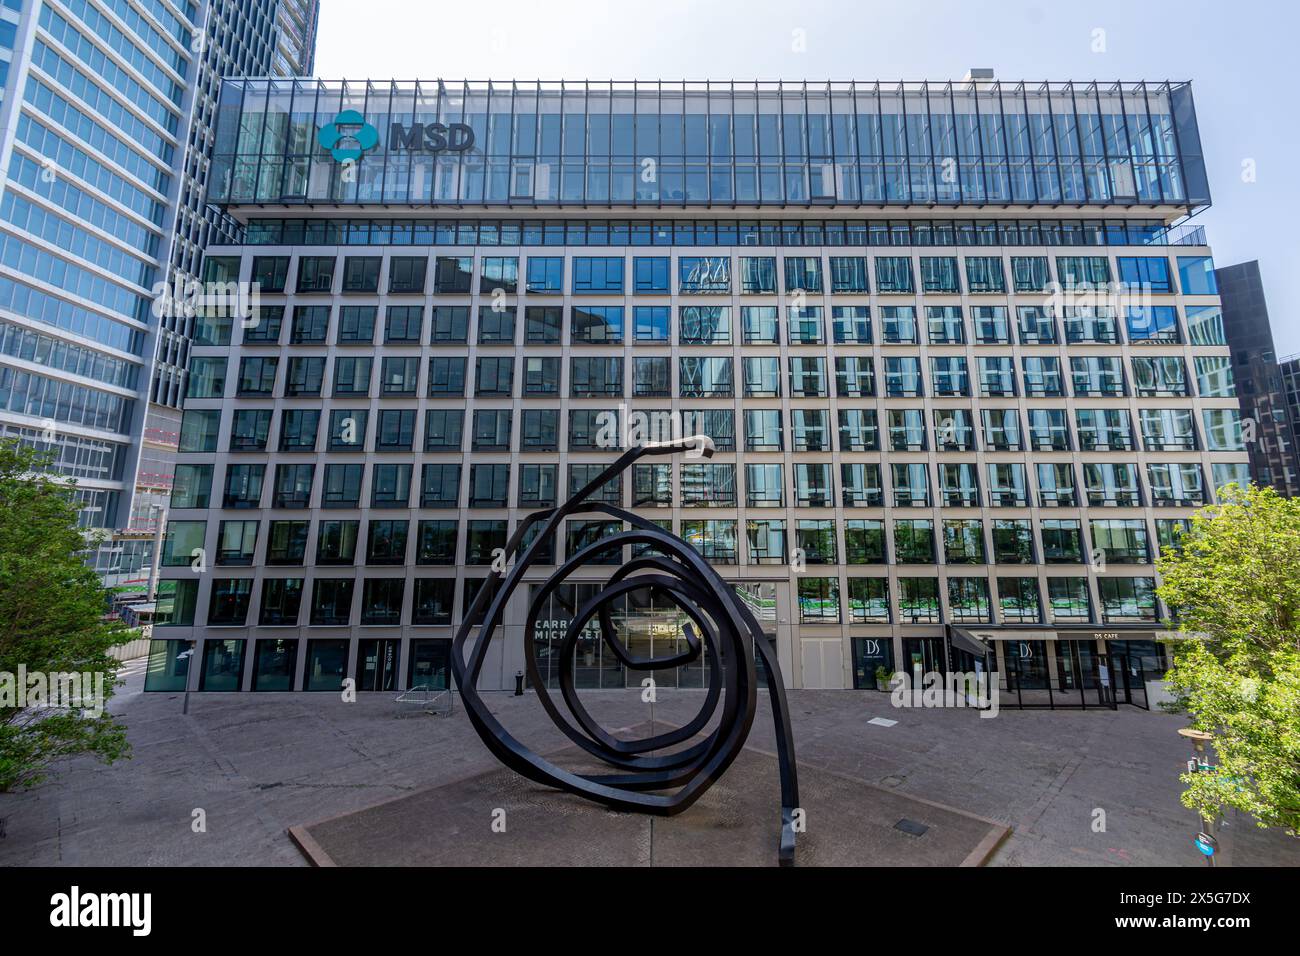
left=317, top=109, right=380, bottom=162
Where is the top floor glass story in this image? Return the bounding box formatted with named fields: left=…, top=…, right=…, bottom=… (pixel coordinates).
left=209, top=79, right=1211, bottom=212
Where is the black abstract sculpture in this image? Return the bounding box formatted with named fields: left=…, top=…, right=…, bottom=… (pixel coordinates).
left=452, top=435, right=801, bottom=864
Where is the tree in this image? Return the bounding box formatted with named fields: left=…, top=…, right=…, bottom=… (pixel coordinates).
left=1157, top=482, right=1300, bottom=836
left=0, top=439, right=129, bottom=792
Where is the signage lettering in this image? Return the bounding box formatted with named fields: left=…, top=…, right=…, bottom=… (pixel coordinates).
left=389, top=122, right=475, bottom=152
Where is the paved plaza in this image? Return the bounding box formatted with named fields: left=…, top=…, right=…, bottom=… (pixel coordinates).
left=0, top=661, right=1296, bottom=867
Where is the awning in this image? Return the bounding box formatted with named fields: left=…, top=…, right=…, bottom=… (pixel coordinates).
left=947, top=626, right=993, bottom=656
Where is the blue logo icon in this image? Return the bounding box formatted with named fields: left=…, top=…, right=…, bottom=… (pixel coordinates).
left=317, top=110, right=379, bottom=162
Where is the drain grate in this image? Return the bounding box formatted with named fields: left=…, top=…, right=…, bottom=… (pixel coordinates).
left=894, top=818, right=929, bottom=837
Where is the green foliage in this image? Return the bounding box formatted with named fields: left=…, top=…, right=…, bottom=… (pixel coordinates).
left=0, top=439, right=129, bottom=793
left=1157, top=483, right=1300, bottom=835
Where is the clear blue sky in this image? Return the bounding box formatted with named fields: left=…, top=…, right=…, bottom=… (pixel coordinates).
left=315, top=0, right=1300, bottom=355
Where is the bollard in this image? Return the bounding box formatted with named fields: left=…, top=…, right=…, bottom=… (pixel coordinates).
left=514, top=670, right=524, bottom=696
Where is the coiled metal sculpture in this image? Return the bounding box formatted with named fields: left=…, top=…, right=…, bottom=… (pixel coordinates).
left=452, top=436, right=800, bottom=864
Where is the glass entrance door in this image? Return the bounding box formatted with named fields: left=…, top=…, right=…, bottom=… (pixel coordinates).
left=1055, top=640, right=1099, bottom=691
left=356, top=639, right=399, bottom=692
left=1005, top=639, right=1049, bottom=689
left=901, top=637, right=946, bottom=677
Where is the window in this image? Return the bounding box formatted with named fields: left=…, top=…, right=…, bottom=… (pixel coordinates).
left=1098, top=578, right=1158, bottom=623
left=258, top=584, right=303, bottom=630
left=228, top=409, right=271, bottom=453
left=948, top=578, right=991, bottom=623
left=845, top=519, right=886, bottom=563
left=1091, top=519, right=1150, bottom=564
left=424, top=409, right=463, bottom=451
left=633, top=463, right=673, bottom=507
left=926, top=306, right=964, bottom=344
left=1047, top=578, right=1092, bottom=623
left=420, top=464, right=460, bottom=508
left=745, top=462, right=784, bottom=506
left=518, top=463, right=558, bottom=509
left=784, top=256, right=822, bottom=293
left=1186, top=306, right=1226, bottom=345
left=679, top=306, right=731, bottom=344
left=310, top=580, right=355, bottom=626
left=296, top=255, right=335, bottom=292
left=360, top=579, right=405, bottom=626
left=1083, top=462, right=1141, bottom=507
left=1147, top=463, right=1205, bottom=506
left=222, top=464, right=264, bottom=508
left=1076, top=408, right=1133, bottom=451
left=891, top=463, right=930, bottom=507
left=633, top=257, right=670, bottom=293
left=1194, top=356, right=1234, bottom=397
left=321, top=463, right=363, bottom=508
left=525, top=257, right=564, bottom=293
left=430, top=306, right=469, bottom=343
left=678, top=256, right=730, bottom=293
left=797, top=577, right=839, bottom=623
left=884, top=357, right=923, bottom=397
left=681, top=519, right=737, bottom=563
left=569, top=409, right=617, bottom=449
left=834, top=357, right=875, bottom=399
left=366, top=520, right=410, bottom=565
left=569, top=463, right=622, bottom=505
left=1126, top=306, right=1181, bottom=343
left=938, top=463, right=980, bottom=507
left=188, top=357, right=227, bottom=398
left=571, top=356, right=624, bottom=397
left=740, top=257, right=777, bottom=293
left=243, top=307, right=282, bottom=343
left=427, top=357, right=466, bottom=397
left=171, top=465, right=213, bottom=509
left=272, top=463, right=313, bottom=508
left=520, top=408, right=559, bottom=450
left=471, top=409, right=512, bottom=451
left=1015, top=307, right=1058, bottom=348
left=250, top=256, right=289, bottom=292
left=475, top=357, right=514, bottom=397
left=1055, top=256, right=1110, bottom=288
left=411, top=579, right=455, bottom=624
left=680, top=463, right=735, bottom=507
left=434, top=256, right=473, bottom=293
left=338, top=305, right=376, bottom=343
left=416, top=521, right=457, bottom=565
left=1063, top=307, right=1120, bottom=344
left=943, top=520, right=985, bottom=565
left=992, top=520, right=1034, bottom=564
left=791, top=409, right=830, bottom=452
left=371, top=463, right=412, bottom=508
left=887, top=409, right=926, bottom=451
left=998, top=578, right=1040, bottom=623
left=1011, top=256, right=1050, bottom=292
left=875, top=256, right=913, bottom=293
left=838, top=408, right=879, bottom=451
left=1117, top=256, right=1173, bottom=293
left=388, top=256, right=427, bottom=293
left=832, top=306, right=871, bottom=344
left=284, top=357, right=325, bottom=396
left=787, top=307, right=824, bottom=345
left=469, top=463, right=510, bottom=508
left=380, top=357, right=419, bottom=396
left=898, top=578, right=940, bottom=623
left=744, top=356, right=781, bottom=397
left=848, top=579, right=891, bottom=624
left=633, top=356, right=670, bottom=397
left=1041, top=520, right=1084, bottom=564
left=567, top=520, right=623, bottom=565
left=289, top=307, right=329, bottom=345
left=920, top=256, right=959, bottom=293
left=829, top=256, right=869, bottom=292
left=466, top=521, right=508, bottom=565
left=208, top=580, right=252, bottom=627
left=572, top=306, right=624, bottom=344
left=977, top=357, right=1016, bottom=397
left=930, top=356, right=969, bottom=397
left=523, top=356, right=561, bottom=396
left=794, top=464, right=834, bottom=508
left=1177, top=256, right=1218, bottom=295
left=634, top=306, right=670, bottom=342
left=572, top=257, right=624, bottom=294
left=331, top=356, right=372, bottom=396
left=525, top=306, right=562, bottom=343
left=879, top=306, right=917, bottom=343
left=1140, top=408, right=1197, bottom=451
left=384, top=306, right=424, bottom=343
left=741, top=306, right=778, bottom=344
left=678, top=357, right=732, bottom=397
left=747, top=519, right=786, bottom=565
left=477, top=306, right=516, bottom=344
left=1202, top=408, right=1245, bottom=451
left=316, top=520, right=359, bottom=565
left=987, top=463, right=1028, bottom=507
left=964, top=256, right=1005, bottom=293
left=479, top=256, right=518, bottom=293
left=341, top=256, right=381, bottom=292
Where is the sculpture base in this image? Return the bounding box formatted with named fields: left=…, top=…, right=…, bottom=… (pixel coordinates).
left=290, top=726, right=1008, bottom=867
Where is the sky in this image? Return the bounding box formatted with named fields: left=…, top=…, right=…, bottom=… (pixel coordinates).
left=315, top=0, right=1300, bottom=355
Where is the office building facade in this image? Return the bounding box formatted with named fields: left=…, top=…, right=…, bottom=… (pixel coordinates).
left=150, top=78, right=1248, bottom=695
left=0, top=0, right=318, bottom=586
left=1214, top=260, right=1300, bottom=496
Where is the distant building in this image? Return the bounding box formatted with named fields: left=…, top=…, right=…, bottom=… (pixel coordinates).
left=1215, top=260, right=1300, bottom=495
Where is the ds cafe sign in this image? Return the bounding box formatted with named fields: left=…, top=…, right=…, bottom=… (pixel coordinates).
left=317, top=110, right=475, bottom=163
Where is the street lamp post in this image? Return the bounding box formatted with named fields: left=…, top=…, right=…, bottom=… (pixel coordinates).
left=1179, top=727, right=1217, bottom=866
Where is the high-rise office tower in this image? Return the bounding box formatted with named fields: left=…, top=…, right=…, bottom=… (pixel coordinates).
left=1214, top=260, right=1300, bottom=496
left=152, top=77, right=1248, bottom=696
left=0, top=0, right=319, bottom=587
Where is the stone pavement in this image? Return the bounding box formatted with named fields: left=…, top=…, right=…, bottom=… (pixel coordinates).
left=0, top=662, right=1296, bottom=866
